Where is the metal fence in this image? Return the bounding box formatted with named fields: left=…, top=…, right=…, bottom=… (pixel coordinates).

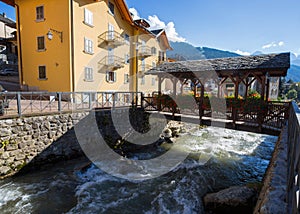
left=0, top=91, right=142, bottom=117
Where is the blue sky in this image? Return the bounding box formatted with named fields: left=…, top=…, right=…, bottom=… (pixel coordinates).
left=1, top=0, right=300, bottom=56
left=125, top=0, right=300, bottom=56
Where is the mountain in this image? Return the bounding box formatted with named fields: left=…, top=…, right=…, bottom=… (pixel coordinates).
left=167, top=42, right=205, bottom=60
left=167, top=42, right=241, bottom=60
left=287, top=65, right=300, bottom=82
left=167, top=42, right=300, bottom=82
left=197, top=47, right=241, bottom=59
left=252, top=51, right=264, bottom=56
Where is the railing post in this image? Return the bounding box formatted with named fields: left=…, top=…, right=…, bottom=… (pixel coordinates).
left=89, top=92, right=93, bottom=110
left=131, top=92, right=134, bottom=108
left=17, top=92, right=21, bottom=117
left=112, top=93, right=115, bottom=109
left=141, top=92, right=144, bottom=108
left=58, top=92, right=62, bottom=112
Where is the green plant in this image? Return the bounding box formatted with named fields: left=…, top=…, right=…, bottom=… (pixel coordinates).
left=1, top=140, right=9, bottom=149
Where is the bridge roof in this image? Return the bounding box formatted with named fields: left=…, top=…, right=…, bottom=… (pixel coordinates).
left=146, top=52, right=290, bottom=78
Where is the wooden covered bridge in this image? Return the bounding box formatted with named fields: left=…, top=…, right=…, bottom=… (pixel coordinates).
left=143, top=52, right=291, bottom=134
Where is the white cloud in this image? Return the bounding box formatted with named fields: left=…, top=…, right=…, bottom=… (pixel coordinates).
left=129, top=8, right=186, bottom=43
left=262, top=41, right=285, bottom=49
left=234, top=50, right=251, bottom=56
left=129, top=8, right=140, bottom=20
left=278, top=41, right=284, bottom=46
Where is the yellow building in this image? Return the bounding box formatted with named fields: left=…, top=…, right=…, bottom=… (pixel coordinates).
left=2, top=0, right=172, bottom=93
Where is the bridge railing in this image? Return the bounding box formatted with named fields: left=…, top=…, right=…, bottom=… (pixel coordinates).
left=287, top=102, right=300, bottom=214
left=141, top=94, right=290, bottom=130
left=0, top=91, right=142, bottom=118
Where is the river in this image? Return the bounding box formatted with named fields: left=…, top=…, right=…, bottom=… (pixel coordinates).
left=0, top=126, right=277, bottom=213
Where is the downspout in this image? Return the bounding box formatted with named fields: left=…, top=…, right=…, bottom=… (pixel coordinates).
left=15, top=3, right=23, bottom=89
left=70, top=0, right=75, bottom=92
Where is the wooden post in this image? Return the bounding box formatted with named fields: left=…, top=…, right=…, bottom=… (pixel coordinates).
left=199, top=83, right=205, bottom=125
left=158, top=76, right=162, bottom=94
left=258, top=75, right=266, bottom=132
left=232, top=79, right=239, bottom=127
left=193, top=80, right=197, bottom=98
left=245, top=78, right=249, bottom=100
left=172, top=77, right=177, bottom=97
left=266, top=78, right=270, bottom=102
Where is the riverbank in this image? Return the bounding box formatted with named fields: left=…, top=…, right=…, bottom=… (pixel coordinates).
left=0, top=119, right=278, bottom=213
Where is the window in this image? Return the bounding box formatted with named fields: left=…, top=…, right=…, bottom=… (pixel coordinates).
left=124, top=53, right=130, bottom=64
left=36, top=6, right=44, bottom=21
left=108, top=23, right=114, bottom=40
left=106, top=71, right=116, bottom=82
left=124, top=34, right=130, bottom=44
left=38, top=66, right=46, bottom=80
left=84, top=8, right=93, bottom=26
left=37, top=36, right=45, bottom=51
left=108, top=1, right=114, bottom=15
left=84, top=38, right=93, bottom=54
left=151, top=47, right=157, bottom=55
left=158, top=51, right=165, bottom=62
left=84, top=67, right=93, bottom=81
left=141, top=75, right=145, bottom=85
left=124, top=74, right=129, bottom=84
left=151, top=77, right=156, bottom=86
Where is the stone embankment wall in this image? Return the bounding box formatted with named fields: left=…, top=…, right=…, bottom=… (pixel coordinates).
left=254, top=125, right=288, bottom=213
left=0, top=112, right=89, bottom=177
left=0, top=108, right=150, bottom=178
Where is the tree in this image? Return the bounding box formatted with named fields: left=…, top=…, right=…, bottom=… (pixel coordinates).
left=287, top=89, right=297, bottom=100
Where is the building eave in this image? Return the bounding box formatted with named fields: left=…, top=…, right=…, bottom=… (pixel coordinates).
left=0, top=0, right=15, bottom=6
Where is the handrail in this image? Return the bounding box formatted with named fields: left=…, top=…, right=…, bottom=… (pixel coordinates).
left=0, top=91, right=142, bottom=118
left=98, top=31, right=125, bottom=47
left=138, top=45, right=152, bottom=57
left=287, top=101, right=300, bottom=213
left=98, top=55, right=125, bottom=70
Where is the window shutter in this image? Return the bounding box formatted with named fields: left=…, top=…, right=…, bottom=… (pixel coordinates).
left=113, top=72, right=116, bottom=82
left=84, top=8, right=88, bottom=23
left=106, top=71, right=109, bottom=82
left=84, top=38, right=87, bottom=52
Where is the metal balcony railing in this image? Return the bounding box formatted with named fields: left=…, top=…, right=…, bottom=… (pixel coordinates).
left=138, top=45, right=152, bottom=58
left=98, top=31, right=125, bottom=48
left=139, top=64, right=152, bottom=73
left=98, top=55, right=125, bottom=70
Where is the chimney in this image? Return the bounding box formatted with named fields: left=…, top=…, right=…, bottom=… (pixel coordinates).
left=3, top=13, right=6, bottom=18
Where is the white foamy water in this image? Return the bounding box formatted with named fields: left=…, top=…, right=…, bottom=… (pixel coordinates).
left=0, top=126, right=277, bottom=214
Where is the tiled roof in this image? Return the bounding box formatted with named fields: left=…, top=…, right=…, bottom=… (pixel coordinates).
left=0, top=13, right=16, bottom=28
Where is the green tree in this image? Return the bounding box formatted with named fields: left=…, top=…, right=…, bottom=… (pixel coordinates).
left=287, top=89, right=297, bottom=100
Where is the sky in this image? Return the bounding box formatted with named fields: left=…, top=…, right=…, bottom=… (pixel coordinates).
left=125, top=0, right=300, bottom=56
left=1, top=0, right=300, bottom=56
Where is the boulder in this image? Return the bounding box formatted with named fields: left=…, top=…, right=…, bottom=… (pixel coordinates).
left=203, top=186, right=258, bottom=214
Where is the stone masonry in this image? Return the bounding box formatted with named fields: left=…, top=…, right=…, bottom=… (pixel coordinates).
left=0, top=112, right=89, bottom=177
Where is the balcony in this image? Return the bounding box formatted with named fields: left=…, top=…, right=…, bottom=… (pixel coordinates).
left=139, top=64, right=153, bottom=73
left=98, top=55, right=125, bottom=70
left=98, top=31, right=125, bottom=48
left=138, top=45, right=152, bottom=58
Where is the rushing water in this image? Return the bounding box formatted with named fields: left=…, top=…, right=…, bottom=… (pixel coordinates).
left=0, top=126, right=277, bottom=214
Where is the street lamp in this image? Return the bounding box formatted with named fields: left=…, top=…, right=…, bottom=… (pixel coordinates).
left=47, top=28, right=63, bottom=43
